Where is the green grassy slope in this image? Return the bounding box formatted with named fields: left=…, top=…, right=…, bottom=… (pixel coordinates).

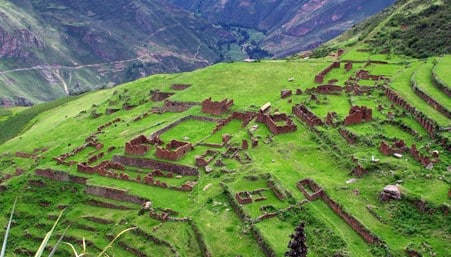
left=0, top=47, right=450, bottom=257
left=314, top=0, right=450, bottom=58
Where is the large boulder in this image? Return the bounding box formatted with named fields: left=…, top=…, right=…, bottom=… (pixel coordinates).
left=379, top=185, right=401, bottom=201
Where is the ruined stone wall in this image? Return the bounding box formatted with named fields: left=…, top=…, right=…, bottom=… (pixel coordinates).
left=35, top=169, right=87, bottom=184
left=412, top=81, right=451, bottom=118
left=355, top=70, right=385, bottom=81
left=314, top=62, right=340, bottom=84
left=150, top=91, right=174, bottom=101
left=85, top=185, right=148, bottom=204
left=345, top=62, right=353, bottom=72
left=292, top=104, right=323, bottom=126
left=322, top=195, right=381, bottom=244
left=431, top=72, right=451, bottom=97
left=267, top=180, right=285, bottom=200
left=306, top=85, right=343, bottom=95
left=170, top=84, right=191, bottom=90
left=112, top=155, right=198, bottom=176
left=344, top=106, right=372, bottom=125
left=339, top=128, right=358, bottom=144
left=296, top=179, right=324, bottom=201
left=257, top=112, right=297, bottom=135
left=385, top=87, right=437, bottom=137
left=297, top=179, right=381, bottom=244
left=201, top=97, right=233, bottom=115
left=156, top=140, right=193, bottom=161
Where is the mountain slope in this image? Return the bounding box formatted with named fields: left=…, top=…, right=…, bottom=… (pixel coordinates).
left=0, top=0, right=231, bottom=106
left=314, top=0, right=451, bottom=58
left=168, top=0, right=397, bottom=57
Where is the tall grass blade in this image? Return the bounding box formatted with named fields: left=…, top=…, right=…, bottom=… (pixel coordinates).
left=97, top=227, right=136, bottom=257
left=63, top=242, right=84, bottom=257
left=0, top=197, right=17, bottom=257
left=48, top=225, right=70, bottom=257
left=34, top=209, right=64, bottom=257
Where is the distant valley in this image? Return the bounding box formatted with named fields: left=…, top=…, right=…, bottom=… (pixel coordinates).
left=0, top=0, right=395, bottom=106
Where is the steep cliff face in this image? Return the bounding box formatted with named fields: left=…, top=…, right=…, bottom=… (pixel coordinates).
left=168, top=0, right=397, bottom=56
left=0, top=0, right=230, bottom=105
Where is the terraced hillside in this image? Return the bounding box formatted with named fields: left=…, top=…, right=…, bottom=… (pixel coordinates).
left=0, top=48, right=450, bottom=256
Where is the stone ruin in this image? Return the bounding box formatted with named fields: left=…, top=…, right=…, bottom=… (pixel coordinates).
left=170, top=84, right=191, bottom=90
left=281, top=89, right=292, bottom=99
left=143, top=173, right=195, bottom=192
left=306, top=84, right=343, bottom=95
left=344, top=106, right=372, bottom=126
left=325, top=112, right=338, bottom=126
left=412, top=81, right=451, bottom=119
left=292, top=104, right=323, bottom=126
left=385, top=87, right=437, bottom=137
left=218, top=112, right=256, bottom=134
left=212, top=112, right=256, bottom=134
left=351, top=165, right=368, bottom=177
left=201, top=97, right=233, bottom=115
left=355, top=70, right=386, bottom=81
left=77, top=160, right=125, bottom=175
left=339, top=128, right=359, bottom=144
left=152, top=100, right=200, bottom=113
left=85, top=185, right=148, bottom=204
left=314, top=61, right=340, bottom=84
left=345, top=62, right=353, bottom=72
left=124, top=135, right=158, bottom=156
left=267, top=180, right=286, bottom=200
left=195, top=150, right=218, bottom=167
left=410, top=144, right=439, bottom=167
left=296, top=179, right=324, bottom=201
left=297, top=178, right=381, bottom=244
left=235, top=188, right=268, bottom=205
left=35, top=168, right=88, bottom=184
left=150, top=90, right=175, bottom=102
left=256, top=110, right=297, bottom=135
left=379, top=140, right=408, bottom=156
left=156, top=140, right=193, bottom=161
left=113, top=155, right=199, bottom=176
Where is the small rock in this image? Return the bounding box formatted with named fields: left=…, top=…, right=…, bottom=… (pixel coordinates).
left=175, top=175, right=182, bottom=179
left=203, top=183, right=212, bottom=192
left=346, top=178, right=357, bottom=184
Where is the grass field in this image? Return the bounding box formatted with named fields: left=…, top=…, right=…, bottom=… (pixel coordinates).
left=0, top=49, right=450, bottom=257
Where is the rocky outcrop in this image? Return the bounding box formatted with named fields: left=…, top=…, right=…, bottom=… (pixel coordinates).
left=379, top=185, right=401, bottom=201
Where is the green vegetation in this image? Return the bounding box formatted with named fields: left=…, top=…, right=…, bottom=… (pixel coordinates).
left=1, top=3, right=450, bottom=255
left=0, top=96, right=79, bottom=144
left=323, top=0, right=450, bottom=58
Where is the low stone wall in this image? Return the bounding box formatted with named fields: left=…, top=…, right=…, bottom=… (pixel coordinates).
left=257, top=112, right=297, bottom=135
left=201, top=97, right=233, bottom=115
left=384, top=86, right=437, bottom=137
left=314, top=62, right=340, bottom=84
left=297, top=178, right=381, bottom=244
left=322, top=195, right=381, bottom=244
left=35, top=169, right=87, bottom=184
left=292, top=104, right=323, bottom=126
left=296, top=179, right=324, bottom=201
left=411, top=80, right=451, bottom=118
left=431, top=69, right=451, bottom=97
left=150, top=115, right=219, bottom=138
left=113, top=155, right=198, bottom=176
left=85, top=185, right=148, bottom=204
